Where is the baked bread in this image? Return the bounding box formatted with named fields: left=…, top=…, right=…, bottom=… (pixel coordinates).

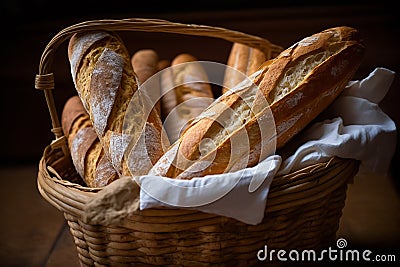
left=157, top=59, right=171, bottom=72
left=61, top=95, right=118, bottom=187
left=68, top=31, right=169, bottom=177
left=156, top=59, right=171, bottom=121
left=150, top=26, right=365, bottom=179
left=222, top=43, right=267, bottom=94
left=160, top=53, right=214, bottom=143
left=131, top=49, right=161, bottom=116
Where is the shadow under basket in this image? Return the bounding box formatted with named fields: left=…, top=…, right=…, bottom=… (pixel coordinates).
left=38, top=144, right=359, bottom=267
left=35, top=18, right=360, bottom=266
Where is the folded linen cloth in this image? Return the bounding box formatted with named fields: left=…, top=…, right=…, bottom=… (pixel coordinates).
left=137, top=155, right=281, bottom=225
left=137, top=67, right=396, bottom=225
left=277, top=67, right=396, bottom=176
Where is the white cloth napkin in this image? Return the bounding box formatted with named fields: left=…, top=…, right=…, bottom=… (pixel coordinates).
left=137, top=155, right=281, bottom=225
left=277, top=67, right=396, bottom=176
left=137, top=67, right=397, bottom=225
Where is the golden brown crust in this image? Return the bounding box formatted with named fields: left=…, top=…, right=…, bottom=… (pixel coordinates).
left=222, top=43, right=267, bottom=94
left=131, top=49, right=161, bottom=116
left=61, top=95, right=88, bottom=137
left=171, top=53, right=214, bottom=104
left=150, top=26, right=365, bottom=179
left=131, top=49, right=159, bottom=84
left=61, top=95, right=118, bottom=187
left=157, top=59, right=171, bottom=71
left=160, top=53, right=214, bottom=143
left=68, top=31, right=169, bottom=177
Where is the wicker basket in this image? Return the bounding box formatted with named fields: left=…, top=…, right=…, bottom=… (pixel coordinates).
left=35, top=18, right=359, bottom=266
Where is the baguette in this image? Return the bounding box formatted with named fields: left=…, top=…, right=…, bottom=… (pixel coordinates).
left=157, top=59, right=171, bottom=72
left=61, top=95, right=118, bottom=187
left=150, top=26, right=365, bottom=179
left=68, top=31, right=169, bottom=177
left=222, top=43, right=267, bottom=94
left=160, top=53, right=214, bottom=143
left=131, top=49, right=161, bottom=116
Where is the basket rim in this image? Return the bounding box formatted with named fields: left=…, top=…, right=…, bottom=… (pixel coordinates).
left=37, top=143, right=359, bottom=221
left=34, top=18, right=359, bottom=226
left=32, top=19, right=362, bottom=266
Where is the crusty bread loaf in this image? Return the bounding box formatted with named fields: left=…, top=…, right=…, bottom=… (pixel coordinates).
left=131, top=49, right=161, bottom=116
left=157, top=59, right=171, bottom=72
left=150, top=26, right=365, bottom=179
left=222, top=43, right=267, bottom=94
left=68, top=31, right=169, bottom=177
left=61, top=95, right=118, bottom=187
left=131, top=49, right=159, bottom=84
left=160, top=53, right=214, bottom=143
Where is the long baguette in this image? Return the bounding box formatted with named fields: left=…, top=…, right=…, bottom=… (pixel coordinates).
left=68, top=31, right=169, bottom=177
left=150, top=26, right=365, bottom=179
left=131, top=49, right=161, bottom=116
left=222, top=43, right=267, bottom=94
left=160, top=53, right=214, bottom=143
left=61, top=95, right=118, bottom=187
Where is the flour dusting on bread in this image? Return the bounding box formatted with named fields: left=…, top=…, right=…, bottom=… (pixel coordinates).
left=69, top=32, right=109, bottom=84
left=90, top=48, right=124, bottom=137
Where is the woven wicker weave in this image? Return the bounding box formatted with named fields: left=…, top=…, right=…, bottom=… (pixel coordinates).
left=35, top=18, right=359, bottom=266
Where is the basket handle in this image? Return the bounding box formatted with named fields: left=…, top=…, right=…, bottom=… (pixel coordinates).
left=35, top=18, right=283, bottom=143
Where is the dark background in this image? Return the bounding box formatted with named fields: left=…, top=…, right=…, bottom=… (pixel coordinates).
left=1, top=0, right=398, bottom=177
